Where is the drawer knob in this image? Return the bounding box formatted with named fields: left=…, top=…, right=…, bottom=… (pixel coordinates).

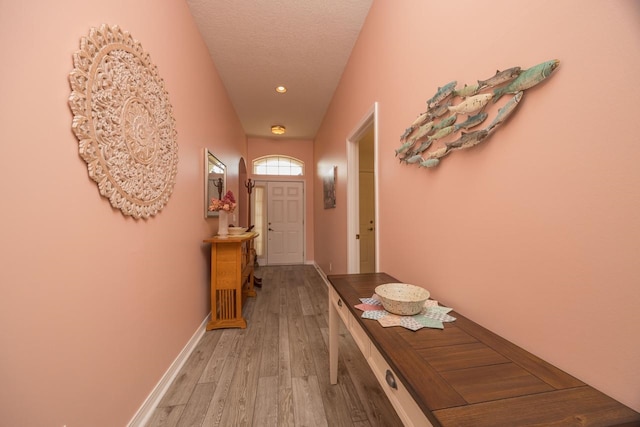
left=337, top=299, right=343, bottom=307
left=385, top=370, right=397, bottom=390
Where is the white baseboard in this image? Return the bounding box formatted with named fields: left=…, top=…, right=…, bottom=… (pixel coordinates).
left=313, top=262, right=330, bottom=286
left=127, top=314, right=209, bottom=427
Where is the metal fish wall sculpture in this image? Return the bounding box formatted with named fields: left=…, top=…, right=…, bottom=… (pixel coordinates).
left=453, top=83, right=480, bottom=98
left=447, top=93, right=494, bottom=115
left=454, top=112, right=488, bottom=132
left=486, top=91, right=523, bottom=133
left=492, top=59, right=559, bottom=102
left=397, top=59, right=560, bottom=168
left=477, top=66, right=521, bottom=89
left=427, top=81, right=457, bottom=108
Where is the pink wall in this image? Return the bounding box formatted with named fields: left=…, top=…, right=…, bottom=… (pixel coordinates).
left=248, top=138, right=315, bottom=262
left=314, top=0, right=640, bottom=412
left=0, top=1, right=246, bottom=425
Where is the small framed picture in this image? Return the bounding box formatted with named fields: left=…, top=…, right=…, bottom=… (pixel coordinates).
left=323, top=166, right=337, bottom=209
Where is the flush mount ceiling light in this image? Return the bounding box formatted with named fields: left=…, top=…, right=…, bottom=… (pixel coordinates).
left=271, top=125, right=286, bottom=135
left=275, top=85, right=287, bottom=93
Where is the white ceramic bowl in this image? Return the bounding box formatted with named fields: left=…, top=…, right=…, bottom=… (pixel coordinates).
left=228, top=227, right=246, bottom=235
left=375, top=283, right=430, bottom=315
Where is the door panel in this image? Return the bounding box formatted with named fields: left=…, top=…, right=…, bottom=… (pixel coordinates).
left=267, top=182, right=304, bottom=264
left=359, top=171, right=375, bottom=273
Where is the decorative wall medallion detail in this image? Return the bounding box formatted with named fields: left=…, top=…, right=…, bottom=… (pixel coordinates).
left=68, top=24, right=178, bottom=219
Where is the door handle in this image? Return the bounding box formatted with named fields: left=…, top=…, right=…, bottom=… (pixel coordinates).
left=268, top=228, right=273, bottom=231
left=367, top=227, right=374, bottom=231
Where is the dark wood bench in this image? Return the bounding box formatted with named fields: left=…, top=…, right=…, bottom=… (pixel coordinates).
left=328, top=272, right=640, bottom=426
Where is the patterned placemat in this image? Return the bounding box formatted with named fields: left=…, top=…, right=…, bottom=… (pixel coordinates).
left=355, top=294, right=456, bottom=331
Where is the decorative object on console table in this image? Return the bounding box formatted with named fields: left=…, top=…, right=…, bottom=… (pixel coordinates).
left=374, top=283, right=430, bottom=315
left=209, top=190, right=237, bottom=237
left=355, top=294, right=456, bottom=331
left=217, top=211, right=229, bottom=237
left=228, top=226, right=246, bottom=235
left=203, top=232, right=258, bottom=329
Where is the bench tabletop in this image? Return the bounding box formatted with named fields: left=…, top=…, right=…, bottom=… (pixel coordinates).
left=328, top=272, right=640, bottom=427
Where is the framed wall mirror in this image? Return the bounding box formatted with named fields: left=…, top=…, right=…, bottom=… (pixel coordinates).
left=204, top=148, right=226, bottom=218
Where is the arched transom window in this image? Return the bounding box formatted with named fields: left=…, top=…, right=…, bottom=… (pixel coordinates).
left=252, top=155, right=304, bottom=176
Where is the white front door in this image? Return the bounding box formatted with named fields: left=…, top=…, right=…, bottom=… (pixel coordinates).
left=266, top=181, right=304, bottom=264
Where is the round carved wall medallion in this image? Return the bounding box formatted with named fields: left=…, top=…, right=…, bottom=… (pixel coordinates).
left=68, top=24, right=178, bottom=219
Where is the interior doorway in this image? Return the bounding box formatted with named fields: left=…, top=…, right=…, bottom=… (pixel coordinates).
left=347, top=103, right=379, bottom=273
left=358, top=128, right=375, bottom=273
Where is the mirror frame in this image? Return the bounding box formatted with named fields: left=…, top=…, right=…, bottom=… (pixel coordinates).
left=204, top=148, right=226, bottom=218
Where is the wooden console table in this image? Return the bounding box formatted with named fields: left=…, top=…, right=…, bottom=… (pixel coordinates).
left=203, top=232, right=257, bottom=330
left=328, top=272, right=640, bottom=427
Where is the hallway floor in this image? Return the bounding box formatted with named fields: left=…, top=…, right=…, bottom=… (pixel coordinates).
left=146, top=264, right=402, bottom=426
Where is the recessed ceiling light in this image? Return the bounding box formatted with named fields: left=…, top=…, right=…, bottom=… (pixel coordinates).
left=275, top=85, right=287, bottom=94
left=271, top=125, right=286, bottom=135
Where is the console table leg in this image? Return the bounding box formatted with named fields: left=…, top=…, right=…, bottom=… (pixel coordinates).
left=329, top=296, right=339, bottom=385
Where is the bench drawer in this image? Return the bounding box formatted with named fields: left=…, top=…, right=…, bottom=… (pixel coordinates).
left=329, top=287, right=350, bottom=326
left=348, top=312, right=370, bottom=358
left=369, top=344, right=433, bottom=427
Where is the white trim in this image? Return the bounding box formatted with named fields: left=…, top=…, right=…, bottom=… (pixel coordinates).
left=127, top=314, right=209, bottom=427
left=313, top=261, right=331, bottom=287
left=346, top=132, right=360, bottom=274
left=346, top=103, right=379, bottom=274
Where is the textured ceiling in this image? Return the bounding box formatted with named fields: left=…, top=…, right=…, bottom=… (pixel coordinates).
left=186, top=0, right=373, bottom=139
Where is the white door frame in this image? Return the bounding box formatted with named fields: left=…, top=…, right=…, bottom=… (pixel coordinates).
left=346, top=103, right=379, bottom=274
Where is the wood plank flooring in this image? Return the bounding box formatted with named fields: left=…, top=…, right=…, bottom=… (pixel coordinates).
left=147, top=265, right=403, bottom=427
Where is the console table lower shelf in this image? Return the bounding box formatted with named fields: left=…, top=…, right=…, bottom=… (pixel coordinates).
left=328, top=273, right=640, bottom=427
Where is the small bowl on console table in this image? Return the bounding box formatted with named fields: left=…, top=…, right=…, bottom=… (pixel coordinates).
left=228, top=226, right=246, bottom=236
left=375, top=283, right=430, bottom=315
